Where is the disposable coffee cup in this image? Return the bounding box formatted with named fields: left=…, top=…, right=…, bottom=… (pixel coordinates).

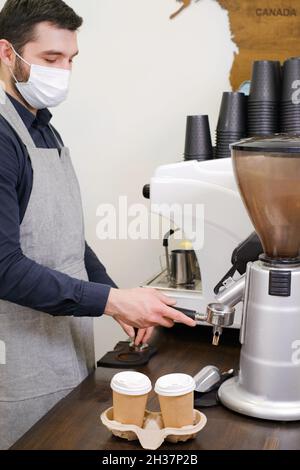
left=249, top=60, right=281, bottom=102
left=282, top=58, right=300, bottom=102
left=155, top=373, right=196, bottom=428
left=111, top=371, right=152, bottom=427
left=184, top=115, right=213, bottom=160
left=217, top=92, right=247, bottom=133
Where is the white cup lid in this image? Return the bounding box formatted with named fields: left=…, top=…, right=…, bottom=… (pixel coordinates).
left=111, top=371, right=152, bottom=396
left=154, top=373, right=196, bottom=397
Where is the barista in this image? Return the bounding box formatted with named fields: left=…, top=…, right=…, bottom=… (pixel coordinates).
left=0, top=0, right=196, bottom=449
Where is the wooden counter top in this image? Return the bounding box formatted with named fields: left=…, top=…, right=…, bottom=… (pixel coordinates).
left=12, top=325, right=300, bottom=450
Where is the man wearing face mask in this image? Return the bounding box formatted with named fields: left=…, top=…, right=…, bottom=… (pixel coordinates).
left=0, top=0, right=196, bottom=450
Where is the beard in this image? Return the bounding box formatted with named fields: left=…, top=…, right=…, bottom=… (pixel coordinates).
left=10, top=57, right=32, bottom=107
left=10, top=57, right=30, bottom=88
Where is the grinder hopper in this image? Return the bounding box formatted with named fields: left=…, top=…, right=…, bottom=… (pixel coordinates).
left=232, top=135, right=300, bottom=261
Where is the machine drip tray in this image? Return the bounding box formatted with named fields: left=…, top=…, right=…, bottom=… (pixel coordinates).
left=142, top=269, right=202, bottom=293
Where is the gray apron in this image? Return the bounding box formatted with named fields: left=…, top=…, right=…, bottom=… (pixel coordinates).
left=0, top=96, right=95, bottom=449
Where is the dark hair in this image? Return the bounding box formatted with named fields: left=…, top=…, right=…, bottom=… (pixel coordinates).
left=0, top=0, right=83, bottom=52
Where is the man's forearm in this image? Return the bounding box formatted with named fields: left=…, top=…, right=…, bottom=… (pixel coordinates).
left=0, top=248, right=111, bottom=317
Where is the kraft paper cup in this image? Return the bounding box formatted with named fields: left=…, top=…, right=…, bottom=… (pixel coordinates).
left=111, top=371, right=152, bottom=427
left=155, top=373, right=196, bottom=428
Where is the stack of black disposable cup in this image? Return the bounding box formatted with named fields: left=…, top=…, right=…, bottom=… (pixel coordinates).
left=215, top=92, right=247, bottom=159
left=280, top=58, right=300, bottom=134
left=183, top=115, right=214, bottom=162
left=248, top=60, right=281, bottom=137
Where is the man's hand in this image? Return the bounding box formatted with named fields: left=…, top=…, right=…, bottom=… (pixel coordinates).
left=114, top=318, right=155, bottom=346
left=105, top=287, right=197, bottom=329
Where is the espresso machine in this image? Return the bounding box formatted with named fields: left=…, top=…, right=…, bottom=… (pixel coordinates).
left=142, top=156, right=254, bottom=329
left=203, top=135, right=300, bottom=421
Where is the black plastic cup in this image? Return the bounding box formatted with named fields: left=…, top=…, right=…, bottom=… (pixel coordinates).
left=281, top=124, right=300, bottom=130
left=248, top=113, right=278, bottom=119
left=215, top=125, right=245, bottom=158
left=215, top=151, right=232, bottom=159
left=216, top=149, right=236, bottom=155
left=248, top=114, right=278, bottom=119
left=248, top=125, right=278, bottom=131
left=248, top=115, right=278, bottom=121
left=280, top=116, right=300, bottom=125
left=216, top=144, right=239, bottom=151
left=248, top=105, right=279, bottom=109
left=281, top=130, right=300, bottom=135
left=280, top=109, right=300, bottom=115
left=248, top=113, right=278, bottom=118
left=282, top=58, right=300, bottom=102
left=281, top=101, right=300, bottom=107
left=281, top=111, right=300, bottom=117
left=248, top=116, right=278, bottom=121
left=281, top=112, right=300, bottom=118
left=216, top=133, right=245, bottom=139
left=281, top=109, right=300, bottom=114
left=281, top=101, right=300, bottom=105
left=248, top=101, right=279, bottom=107
left=216, top=146, right=231, bottom=152
left=248, top=109, right=278, bottom=115
left=248, top=129, right=278, bottom=135
left=281, top=122, right=300, bottom=128
left=216, top=138, right=244, bottom=145
left=249, top=61, right=281, bottom=103
left=248, top=104, right=278, bottom=110
left=248, top=120, right=278, bottom=126
left=216, top=135, right=245, bottom=143
left=248, top=127, right=278, bottom=133
left=184, top=115, right=213, bottom=161
left=216, top=132, right=245, bottom=137
left=217, top=92, right=247, bottom=133
left=248, top=130, right=275, bottom=137
left=216, top=139, right=243, bottom=143
left=281, top=111, right=300, bottom=116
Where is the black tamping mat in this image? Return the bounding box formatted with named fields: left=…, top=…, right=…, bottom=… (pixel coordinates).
left=97, top=341, right=158, bottom=368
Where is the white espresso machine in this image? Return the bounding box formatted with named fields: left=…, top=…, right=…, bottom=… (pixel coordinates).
left=142, top=157, right=254, bottom=330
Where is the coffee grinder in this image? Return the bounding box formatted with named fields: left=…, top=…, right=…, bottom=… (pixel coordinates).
left=212, top=135, right=300, bottom=421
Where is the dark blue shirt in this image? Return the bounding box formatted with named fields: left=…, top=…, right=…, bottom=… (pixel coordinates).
left=0, top=93, right=116, bottom=317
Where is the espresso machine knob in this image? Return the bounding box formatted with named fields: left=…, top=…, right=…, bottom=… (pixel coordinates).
left=143, top=184, right=150, bottom=199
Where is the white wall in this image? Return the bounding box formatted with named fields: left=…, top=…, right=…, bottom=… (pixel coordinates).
left=1, top=0, right=236, bottom=359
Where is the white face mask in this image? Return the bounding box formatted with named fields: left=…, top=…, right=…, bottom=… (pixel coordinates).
left=10, top=46, right=71, bottom=109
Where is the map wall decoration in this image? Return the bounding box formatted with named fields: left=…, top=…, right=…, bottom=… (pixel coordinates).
left=170, top=0, right=300, bottom=90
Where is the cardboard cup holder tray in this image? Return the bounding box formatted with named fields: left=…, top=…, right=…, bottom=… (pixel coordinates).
left=101, top=407, right=207, bottom=450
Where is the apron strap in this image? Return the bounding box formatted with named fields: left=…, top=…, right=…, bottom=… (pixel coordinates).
left=0, top=88, right=36, bottom=149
